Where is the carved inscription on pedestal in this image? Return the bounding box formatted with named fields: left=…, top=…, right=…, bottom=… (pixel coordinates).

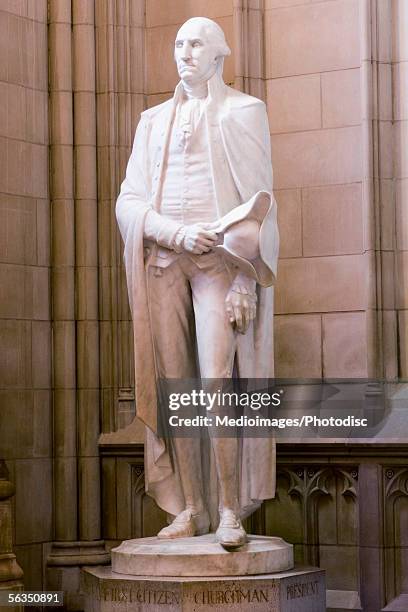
left=100, top=587, right=180, bottom=605
left=82, top=568, right=326, bottom=611
left=90, top=582, right=281, bottom=609
left=192, top=586, right=275, bottom=605
left=286, top=579, right=319, bottom=600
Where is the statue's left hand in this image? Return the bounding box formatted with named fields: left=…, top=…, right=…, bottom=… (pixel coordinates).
left=225, top=286, right=257, bottom=334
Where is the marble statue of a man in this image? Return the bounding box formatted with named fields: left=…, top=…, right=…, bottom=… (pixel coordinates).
left=116, top=17, right=279, bottom=548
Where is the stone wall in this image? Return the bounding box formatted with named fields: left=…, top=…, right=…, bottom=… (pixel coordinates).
left=0, top=0, right=52, bottom=591
left=267, top=0, right=376, bottom=378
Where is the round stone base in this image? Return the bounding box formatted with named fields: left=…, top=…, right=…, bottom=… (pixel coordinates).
left=111, top=534, right=293, bottom=577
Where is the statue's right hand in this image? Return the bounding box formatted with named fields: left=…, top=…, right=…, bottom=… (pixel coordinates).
left=183, top=223, right=219, bottom=255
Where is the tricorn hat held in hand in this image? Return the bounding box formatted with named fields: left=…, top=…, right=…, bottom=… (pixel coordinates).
left=213, top=191, right=278, bottom=287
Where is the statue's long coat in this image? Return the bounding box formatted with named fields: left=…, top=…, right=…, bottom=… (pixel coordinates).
left=116, top=71, right=279, bottom=521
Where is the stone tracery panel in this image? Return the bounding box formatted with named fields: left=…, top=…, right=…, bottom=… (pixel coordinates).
left=384, top=467, right=408, bottom=609
left=265, top=465, right=360, bottom=609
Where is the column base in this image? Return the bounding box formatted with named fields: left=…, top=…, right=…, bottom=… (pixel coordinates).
left=47, top=541, right=110, bottom=566
left=47, top=541, right=110, bottom=611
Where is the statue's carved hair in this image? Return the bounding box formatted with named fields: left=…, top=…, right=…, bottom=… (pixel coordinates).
left=176, top=17, right=231, bottom=58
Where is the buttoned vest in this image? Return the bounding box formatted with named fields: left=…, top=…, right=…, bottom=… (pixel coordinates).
left=160, top=98, right=218, bottom=225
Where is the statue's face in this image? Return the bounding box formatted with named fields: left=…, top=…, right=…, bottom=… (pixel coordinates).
left=174, top=21, right=218, bottom=85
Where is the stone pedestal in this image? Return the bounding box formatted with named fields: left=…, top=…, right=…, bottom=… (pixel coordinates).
left=82, top=565, right=325, bottom=611
left=111, top=535, right=293, bottom=577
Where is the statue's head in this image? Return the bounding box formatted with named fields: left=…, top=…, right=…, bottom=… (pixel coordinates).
left=174, top=17, right=231, bottom=86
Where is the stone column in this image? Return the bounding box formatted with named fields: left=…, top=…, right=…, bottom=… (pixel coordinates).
left=48, top=0, right=78, bottom=548
left=96, top=0, right=145, bottom=436
left=47, top=0, right=109, bottom=604
left=72, top=0, right=105, bottom=548
left=362, top=0, right=398, bottom=380
left=233, top=0, right=265, bottom=100
left=0, top=461, right=23, bottom=589
left=392, top=0, right=408, bottom=377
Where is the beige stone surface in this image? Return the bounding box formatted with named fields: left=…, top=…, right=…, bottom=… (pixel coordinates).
left=302, top=183, right=364, bottom=256
left=322, top=312, right=373, bottom=378
left=14, top=544, right=44, bottom=592
left=146, top=92, right=173, bottom=108
left=31, top=322, right=52, bottom=388
left=0, top=320, right=31, bottom=388
left=52, top=393, right=76, bottom=464
left=399, top=310, right=408, bottom=378
left=266, top=74, right=321, bottom=134
left=377, top=120, right=393, bottom=180
left=51, top=200, right=75, bottom=264
left=75, top=146, right=97, bottom=199
left=49, top=91, right=73, bottom=145
left=380, top=251, right=396, bottom=310
left=73, top=93, right=96, bottom=146
left=393, top=61, right=408, bottom=121
left=26, top=88, right=48, bottom=144
left=377, top=63, right=393, bottom=122
left=76, top=267, right=98, bottom=317
left=76, top=322, right=100, bottom=384
left=78, top=456, right=102, bottom=539
left=265, top=0, right=360, bottom=78
left=0, top=195, right=37, bottom=265
left=271, top=127, right=362, bottom=190
left=51, top=267, right=75, bottom=319
left=392, top=0, right=408, bottom=63
left=53, top=321, right=76, bottom=388
left=50, top=146, right=74, bottom=198
left=275, top=189, right=302, bottom=258
left=27, top=0, right=47, bottom=22
left=49, top=23, right=72, bottom=91
left=53, top=456, right=78, bottom=540
left=373, top=0, right=392, bottom=63
left=0, top=391, right=34, bottom=459
left=379, top=179, right=396, bottom=251
left=146, top=0, right=233, bottom=27
left=396, top=179, right=408, bottom=250
left=265, top=0, right=310, bottom=7
left=322, top=69, right=361, bottom=128
left=395, top=120, right=408, bottom=179
left=274, top=314, right=322, bottom=378
left=382, top=309, right=398, bottom=380
left=32, top=390, right=52, bottom=457
left=396, top=251, right=408, bottom=309
left=0, top=387, right=50, bottom=461
left=14, top=458, right=52, bottom=544
left=275, top=254, right=374, bottom=314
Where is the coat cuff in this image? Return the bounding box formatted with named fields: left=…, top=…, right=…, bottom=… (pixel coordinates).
left=144, top=210, right=184, bottom=250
